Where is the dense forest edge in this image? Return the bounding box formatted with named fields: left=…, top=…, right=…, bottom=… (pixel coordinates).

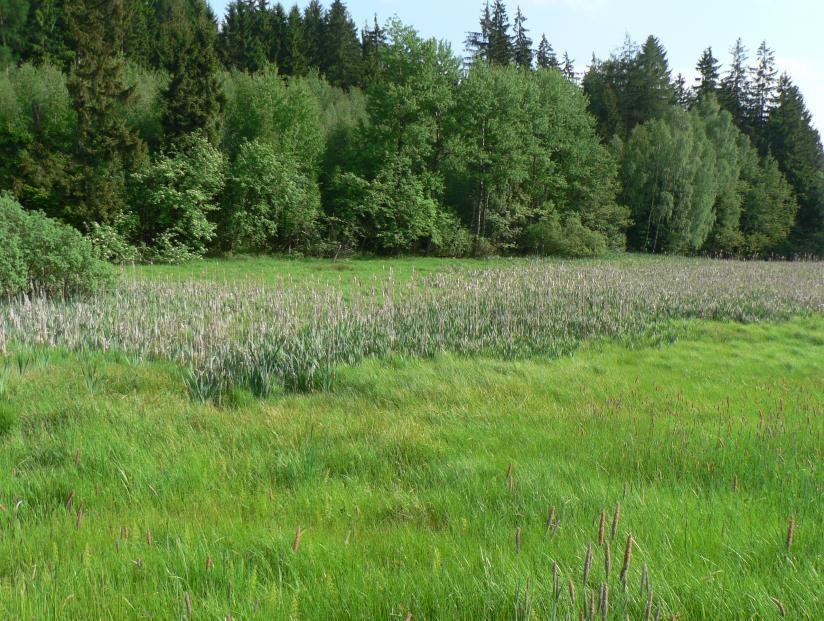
left=1, top=0, right=823, bottom=294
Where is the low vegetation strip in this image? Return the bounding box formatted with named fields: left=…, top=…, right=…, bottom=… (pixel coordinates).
left=0, top=318, right=821, bottom=618
left=2, top=258, right=823, bottom=401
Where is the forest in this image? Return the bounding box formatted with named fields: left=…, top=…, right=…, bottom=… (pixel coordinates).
left=1, top=0, right=823, bottom=264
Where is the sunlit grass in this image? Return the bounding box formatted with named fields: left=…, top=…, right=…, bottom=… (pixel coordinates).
left=0, top=318, right=821, bottom=619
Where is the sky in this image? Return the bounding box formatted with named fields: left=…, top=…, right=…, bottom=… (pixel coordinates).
left=208, top=0, right=824, bottom=130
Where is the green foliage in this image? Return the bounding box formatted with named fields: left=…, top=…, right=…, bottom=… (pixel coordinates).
left=130, top=132, right=225, bottom=259
left=162, top=0, right=224, bottom=144
left=65, top=0, right=146, bottom=225
left=86, top=221, right=139, bottom=265
left=0, top=193, right=113, bottom=297
left=224, top=139, right=320, bottom=252
left=622, top=107, right=718, bottom=253
left=0, top=0, right=29, bottom=68
left=524, top=212, right=608, bottom=258
left=0, top=402, right=16, bottom=436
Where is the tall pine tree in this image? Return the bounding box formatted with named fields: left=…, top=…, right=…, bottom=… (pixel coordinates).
left=719, top=38, right=751, bottom=132
left=749, top=40, right=777, bottom=148
left=323, top=0, right=363, bottom=89
left=487, top=0, right=512, bottom=66
left=767, top=75, right=824, bottom=252
left=512, top=6, right=532, bottom=69
left=65, top=0, right=144, bottom=224
left=695, top=47, right=720, bottom=101
left=535, top=34, right=558, bottom=70
left=465, top=1, right=491, bottom=64
left=162, top=0, right=224, bottom=144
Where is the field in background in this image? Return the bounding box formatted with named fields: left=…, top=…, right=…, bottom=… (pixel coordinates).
left=0, top=257, right=822, bottom=619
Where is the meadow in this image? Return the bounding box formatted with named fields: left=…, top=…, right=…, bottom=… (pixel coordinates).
left=0, top=256, right=822, bottom=619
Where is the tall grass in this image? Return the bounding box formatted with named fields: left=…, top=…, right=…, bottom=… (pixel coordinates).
left=2, top=259, right=822, bottom=401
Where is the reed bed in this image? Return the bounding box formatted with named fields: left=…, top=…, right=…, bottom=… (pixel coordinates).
left=2, top=259, right=823, bottom=400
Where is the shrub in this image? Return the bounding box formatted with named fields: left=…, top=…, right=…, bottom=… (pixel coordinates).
left=129, top=132, right=225, bottom=261
left=525, top=212, right=608, bottom=258
left=0, top=193, right=113, bottom=298
left=87, top=221, right=139, bottom=265
left=224, top=140, right=320, bottom=252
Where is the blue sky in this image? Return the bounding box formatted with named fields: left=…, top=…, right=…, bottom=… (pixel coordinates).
left=208, top=0, right=823, bottom=130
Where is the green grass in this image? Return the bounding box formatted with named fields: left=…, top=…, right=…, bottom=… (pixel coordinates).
left=1, top=314, right=821, bottom=619
left=123, top=253, right=656, bottom=290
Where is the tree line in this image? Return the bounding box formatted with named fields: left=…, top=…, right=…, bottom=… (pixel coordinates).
left=0, top=0, right=822, bottom=262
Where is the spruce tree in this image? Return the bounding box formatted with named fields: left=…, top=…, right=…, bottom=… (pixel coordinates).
left=25, top=0, right=72, bottom=67
left=749, top=40, right=777, bottom=145
left=218, top=0, right=267, bottom=72
left=487, top=0, right=512, bottom=66
left=674, top=73, right=690, bottom=108
left=535, top=34, right=558, bottom=70
left=323, top=0, right=363, bottom=89
left=512, top=6, right=532, bottom=69
left=695, top=47, right=721, bottom=101
left=302, top=0, right=325, bottom=69
left=162, top=0, right=224, bottom=145
left=719, top=38, right=751, bottom=132
left=0, top=0, right=30, bottom=67
left=282, top=4, right=308, bottom=76
left=361, top=15, right=385, bottom=85
left=767, top=74, right=824, bottom=251
left=65, top=0, right=144, bottom=224
left=267, top=3, right=288, bottom=69
left=627, top=36, right=674, bottom=130
left=465, top=1, right=491, bottom=64
left=561, top=52, right=576, bottom=82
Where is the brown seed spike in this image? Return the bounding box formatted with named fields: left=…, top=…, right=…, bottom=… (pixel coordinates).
left=515, top=527, right=522, bottom=553
left=404, top=614, right=412, bottom=621
left=604, top=540, right=612, bottom=579
left=146, top=529, right=153, bottom=546
left=598, top=509, right=606, bottom=546
left=65, top=491, right=75, bottom=510
left=545, top=506, right=556, bottom=536
left=75, top=504, right=83, bottom=530
left=611, top=503, right=621, bottom=539
left=620, top=533, right=634, bottom=589
left=292, top=526, right=304, bottom=553
left=507, top=463, right=514, bottom=491
left=206, top=554, right=213, bottom=572
left=568, top=579, right=576, bottom=607
left=600, top=583, right=609, bottom=620
left=583, top=543, right=593, bottom=585
left=786, top=515, right=795, bottom=550
left=184, top=591, right=193, bottom=618
left=771, top=597, right=787, bottom=617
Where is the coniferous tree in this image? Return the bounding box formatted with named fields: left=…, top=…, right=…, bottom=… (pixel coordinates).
left=673, top=73, right=690, bottom=108
left=767, top=75, right=824, bottom=251
left=282, top=4, right=308, bottom=76
left=487, top=0, right=512, bottom=66
left=512, top=6, right=532, bottom=69
left=749, top=40, right=777, bottom=146
left=323, top=0, right=363, bottom=89
left=219, top=0, right=267, bottom=72
left=361, top=15, right=385, bottom=85
left=561, top=51, right=576, bottom=82
left=695, top=47, right=721, bottom=101
left=162, top=0, right=224, bottom=144
left=464, top=1, right=491, bottom=64
left=302, top=0, right=325, bottom=69
left=267, top=3, right=288, bottom=68
left=719, top=38, right=751, bottom=131
left=0, top=0, right=30, bottom=67
left=535, top=34, right=557, bottom=70
left=627, top=36, right=674, bottom=130
left=65, top=0, right=145, bottom=225
left=25, top=0, right=72, bottom=67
